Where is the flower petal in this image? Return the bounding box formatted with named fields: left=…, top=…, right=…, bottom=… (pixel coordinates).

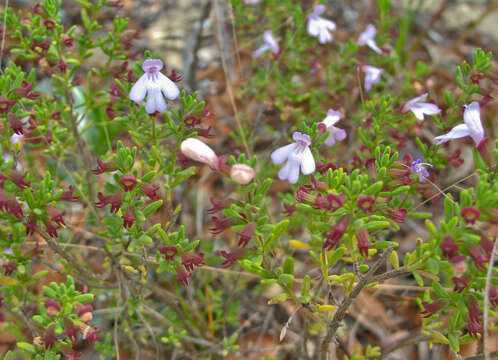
left=358, top=24, right=376, bottom=45
left=287, top=160, right=301, bottom=184
left=366, top=39, right=382, bottom=54
left=410, top=103, right=441, bottom=120
left=463, top=101, right=484, bottom=142
left=278, top=160, right=291, bottom=180
left=300, top=147, right=316, bottom=175
left=307, top=19, right=320, bottom=37
left=434, top=124, right=471, bottom=145
left=129, top=74, right=147, bottom=102
left=253, top=44, right=270, bottom=58
left=271, top=143, right=297, bottom=164
left=158, top=73, right=180, bottom=100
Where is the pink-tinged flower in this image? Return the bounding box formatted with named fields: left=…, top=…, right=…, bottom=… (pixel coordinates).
left=322, top=217, right=348, bottom=251
left=210, top=216, right=232, bottom=235
left=9, top=115, right=24, bottom=135
left=460, top=207, right=480, bottom=225
left=108, top=192, right=122, bottom=214
left=362, top=65, right=384, bottom=91
left=122, top=208, right=136, bottom=228
left=119, top=173, right=137, bottom=192
left=64, top=319, right=79, bottom=343
left=421, top=300, right=445, bottom=318
left=10, top=171, right=30, bottom=189
left=401, top=93, right=441, bottom=121
left=243, top=0, right=259, bottom=4
left=207, top=197, right=226, bottom=214
left=176, top=267, right=192, bottom=287
left=182, top=252, right=204, bottom=272
left=468, top=298, right=481, bottom=325
left=91, top=158, right=114, bottom=175
left=271, top=132, right=316, bottom=184
left=307, top=5, right=336, bottom=44
left=180, top=138, right=219, bottom=169
left=357, top=24, right=382, bottom=54
left=467, top=317, right=482, bottom=339
left=220, top=249, right=244, bottom=268
left=440, top=235, right=459, bottom=259
left=253, top=30, right=279, bottom=58
left=452, top=276, right=468, bottom=293
left=25, top=214, right=38, bottom=236
left=44, top=300, right=61, bottom=317
left=141, top=183, right=160, bottom=201
left=318, top=109, right=346, bottom=146
left=129, top=59, right=180, bottom=114
left=0, top=97, right=15, bottom=114
left=95, top=192, right=110, bottom=208
left=489, top=286, right=498, bottom=307
left=386, top=208, right=408, bottom=224
left=468, top=245, right=488, bottom=271
left=47, top=206, right=66, bottom=227
left=450, top=254, right=467, bottom=275
left=77, top=305, right=93, bottom=323
left=81, top=325, right=99, bottom=343
left=42, top=329, right=57, bottom=349
left=236, top=223, right=255, bottom=248
left=357, top=228, right=372, bottom=257
left=45, top=222, right=59, bottom=238
left=230, top=164, right=256, bottom=185
left=357, top=195, right=375, bottom=214
left=160, top=246, right=178, bottom=260
left=434, top=102, right=484, bottom=145
left=410, top=159, right=431, bottom=182
left=296, top=184, right=314, bottom=203
left=61, top=185, right=79, bottom=202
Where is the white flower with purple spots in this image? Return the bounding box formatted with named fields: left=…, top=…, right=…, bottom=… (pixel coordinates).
left=253, top=30, right=279, bottom=58
left=362, top=65, right=384, bottom=91
left=434, top=101, right=484, bottom=145
left=319, top=109, right=346, bottom=146
left=401, top=93, right=441, bottom=121
left=358, top=24, right=382, bottom=54
left=410, top=159, right=431, bottom=182
left=271, top=132, right=315, bottom=184
left=307, top=5, right=336, bottom=44
left=129, top=59, right=180, bottom=114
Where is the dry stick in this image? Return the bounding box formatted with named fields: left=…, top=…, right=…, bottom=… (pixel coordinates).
left=0, top=0, right=8, bottom=71
left=463, top=350, right=498, bottom=360
left=380, top=332, right=432, bottom=358
left=483, top=237, right=497, bottom=360
left=213, top=0, right=251, bottom=157
left=187, top=0, right=212, bottom=90
left=320, top=244, right=394, bottom=360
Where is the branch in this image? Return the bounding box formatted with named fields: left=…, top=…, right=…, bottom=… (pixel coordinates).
left=463, top=351, right=498, bottom=360
left=379, top=332, right=431, bottom=357
left=320, top=244, right=394, bottom=359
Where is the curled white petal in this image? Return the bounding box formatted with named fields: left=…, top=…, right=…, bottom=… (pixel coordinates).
left=158, top=72, right=180, bottom=100
left=263, top=30, right=279, bottom=54
left=300, top=147, right=316, bottom=175
left=271, top=143, right=297, bottom=164
left=181, top=138, right=218, bottom=168
left=434, top=124, right=471, bottom=145
left=463, top=101, right=484, bottom=144
left=129, top=74, right=147, bottom=102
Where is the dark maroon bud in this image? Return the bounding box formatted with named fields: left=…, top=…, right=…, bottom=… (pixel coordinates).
left=169, top=69, right=183, bottom=83
left=468, top=244, right=488, bottom=271
left=61, top=185, right=79, bottom=202
left=386, top=208, right=408, bottom=224
left=207, top=197, right=226, bottom=214
left=220, top=248, right=244, bottom=268
left=47, top=206, right=66, bottom=227
left=45, top=222, right=60, bottom=238
left=476, top=137, right=491, bottom=166
left=42, top=329, right=57, bottom=349
left=77, top=305, right=93, bottom=323
left=10, top=171, right=30, bottom=189
left=92, top=158, right=115, bottom=175
left=32, top=3, right=43, bottom=14
left=160, top=246, right=178, bottom=260
left=44, top=299, right=61, bottom=317
left=439, top=235, right=459, bottom=259
left=420, top=300, right=445, bottom=318
left=62, top=35, right=74, bottom=47
left=357, top=195, right=376, bottom=214
left=316, top=162, right=337, bottom=174
left=43, top=19, right=56, bottom=30
left=7, top=197, right=24, bottom=219
left=357, top=228, right=372, bottom=257
left=176, top=267, right=192, bottom=287
left=108, top=192, right=122, bottom=214
left=209, top=216, right=232, bottom=235
left=105, top=106, right=117, bottom=120
left=3, top=262, right=16, bottom=276
left=119, top=173, right=137, bottom=192
left=0, top=97, right=15, bottom=114
left=122, top=208, right=136, bottom=228
left=236, top=223, right=255, bottom=248
left=95, top=192, right=110, bottom=208
left=283, top=203, right=296, bottom=216
left=25, top=214, right=38, bottom=236
left=141, top=183, right=160, bottom=201
left=452, top=276, right=468, bottom=293
left=182, top=252, right=205, bottom=272
left=322, top=217, right=348, bottom=251
left=460, top=207, right=481, bottom=225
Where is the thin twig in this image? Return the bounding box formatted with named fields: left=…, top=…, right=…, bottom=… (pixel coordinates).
left=320, top=245, right=394, bottom=359
left=0, top=0, right=8, bottom=72
left=379, top=332, right=431, bottom=357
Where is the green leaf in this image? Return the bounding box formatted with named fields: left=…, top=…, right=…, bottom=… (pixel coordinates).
left=433, top=281, right=448, bottom=299
left=301, top=275, right=311, bottom=298
left=448, top=333, right=460, bottom=352
left=73, top=293, right=94, bottom=304
left=265, top=219, right=289, bottom=249
left=283, top=257, right=294, bottom=275
left=143, top=200, right=163, bottom=218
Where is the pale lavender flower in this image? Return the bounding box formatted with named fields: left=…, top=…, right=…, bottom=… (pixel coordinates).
left=180, top=138, right=219, bottom=169
left=129, top=59, right=180, bottom=114
left=411, top=159, right=431, bottom=182
left=271, top=132, right=315, bottom=184
left=362, top=65, right=384, bottom=91
left=319, top=109, right=346, bottom=146
left=243, top=0, right=259, bottom=3
left=307, top=5, right=336, bottom=44
left=358, top=24, right=382, bottom=54
left=253, top=30, right=279, bottom=58
left=434, top=102, right=484, bottom=145
left=401, top=93, right=441, bottom=121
